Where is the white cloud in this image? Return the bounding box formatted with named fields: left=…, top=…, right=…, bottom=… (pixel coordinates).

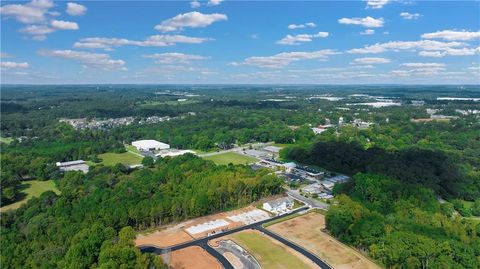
left=360, top=29, right=375, bottom=35
left=154, top=11, right=227, bottom=32
left=74, top=35, right=211, bottom=50
left=338, top=17, right=384, bottom=28
left=421, top=30, right=480, bottom=41
left=347, top=40, right=466, bottom=54
left=207, top=0, right=223, bottom=6
left=38, top=49, right=126, bottom=70
left=418, top=47, right=480, bottom=57
left=0, top=52, right=15, bottom=58
left=0, top=61, right=29, bottom=69
left=288, top=22, right=317, bottom=30
left=366, top=0, right=391, bottom=9
left=51, top=20, right=79, bottom=30
left=277, top=32, right=329, bottom=45
left=0, top=0, right=53, bottom=24
left=19, top=24, right=54, bottom=35
left=66, top=2, right=87, bottom=16
left=401, top=62, right=445, bottom=68
left=400, top=12, right=421, bottom=20
left=352, top=57, right=390, bottom=64
left=143, top=53, right=208, bottom=64
left=231, top=50, right=340, bottom=68
left=190, top=0, right=201, bottom=8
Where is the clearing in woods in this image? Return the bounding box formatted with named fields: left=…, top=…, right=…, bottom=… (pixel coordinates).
left=268, top=212, right=381, bottom=269
left=0, top=180, right=61, bottom=212
left=203, top=152, right=257, bottom=165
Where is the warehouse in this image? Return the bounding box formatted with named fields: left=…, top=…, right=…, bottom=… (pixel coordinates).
left=56, top=160, right=89, bottom=174
left=132, top=140, right=170, bottom=151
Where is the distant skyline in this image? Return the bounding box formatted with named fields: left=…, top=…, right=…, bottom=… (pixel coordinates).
left=1, top=0, right=479, bottom=84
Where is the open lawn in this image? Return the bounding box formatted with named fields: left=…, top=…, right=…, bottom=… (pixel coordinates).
left=125, top=144, right=141, bottom=154
left=230, top=230, right=317, bottom=269
left=0, top=180, right=60, bottom=212
left=269, top=212, right=380, bottom=269
left=203, top=152, right=257, bottom=165
left=0, top=137, right=14, bottom=145
left=99, top=151, right=143, bottom=166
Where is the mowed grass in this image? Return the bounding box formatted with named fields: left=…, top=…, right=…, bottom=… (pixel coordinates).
left=0, top=137, right=14, bottom=145
left=0, top=180, right=60, bottom=212
left=99, top=151, right=143, bottom=166
left=231, top=230, right=313, bottom=269
left=125, top=144, right=141, bottom=154
left=203, top=152, right=257, bottom=165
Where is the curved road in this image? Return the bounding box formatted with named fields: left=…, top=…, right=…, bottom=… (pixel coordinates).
left=139, top=207, right=332, bottom=269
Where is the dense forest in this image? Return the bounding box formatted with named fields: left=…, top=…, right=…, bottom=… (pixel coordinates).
left=327, top=173, right=480, bottom=268
left=0, top=155, right=283, bottom=268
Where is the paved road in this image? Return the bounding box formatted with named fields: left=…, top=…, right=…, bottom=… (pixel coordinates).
left=139, top=206, right=332, bottom=269
left=213, top=240, right=261, bottom=269
left=287, top=189, right=329, bottom=209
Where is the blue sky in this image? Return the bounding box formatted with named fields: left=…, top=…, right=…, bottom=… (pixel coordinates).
left=1, top=0, right=479, bottom=84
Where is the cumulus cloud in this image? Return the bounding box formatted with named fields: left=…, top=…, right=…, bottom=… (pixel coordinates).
left=347, top=40, right=477, bottom=58
left=338, top=17, right=384, bottom=28
left=277, top=32, right=329, bottom=45
left=360, top=29, right=375, bottom=35
left=0, top=61, right=30, bottom=69
left=1, top=0, right=80, bottom=40
left=288, top=22, right=316, bottom=30
left=51, top=20, right=79, bottom=30
left=400, top=12, right=422, bottom=20
left=190, top=0, right=201, bottom=8
left=0, top=0, right=53, bottom=24
left=38, top=49, right=126, bottom=70
left=207, top=0, right=223, bottom=6
left=154, top=11, right=227, bottom=32
left=74, top=35, right=211, bottom=50
left=421, top=30, right=480, bottom=41
left=143, top=52, right=208, bottom=64
left=391, top=62, right=446, bottom=76
left=231, top=50, right=340, bottom=68
left=366, top=0, right=391, bottom=9
left=66, top=2, right=87, bottom=16
left=352, top=57, right=391, bottom=64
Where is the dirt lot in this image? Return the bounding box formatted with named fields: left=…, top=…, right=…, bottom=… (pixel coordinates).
left=168, top=246, right=222, bottom=269
left=136, top=205, right=269, bottom=248
left=268, top=212, right=381, bottom=269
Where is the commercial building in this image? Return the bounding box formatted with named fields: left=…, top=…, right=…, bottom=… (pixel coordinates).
left=132, top=140, right=170, bottom=151
left=56, top=160, right=89, bottom=174
left=155, top=149, right=196, bottom=158
left=262, top=197, right=294, bottom=214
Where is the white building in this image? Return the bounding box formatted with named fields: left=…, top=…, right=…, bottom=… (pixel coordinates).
left=132, top=140, right=170, bottom=151
left=263, top=197, right=294, bottom=214
left=156, top=149, right=196, bottom=158
left=56, top=160, right=89, bottom=174
left=283, top=162, right=296, bottom=173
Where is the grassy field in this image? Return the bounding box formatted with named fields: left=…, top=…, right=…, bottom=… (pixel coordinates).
left=0, top=137, right=14, bottom=145
left=230, top=230, right=316, bottom=269
left=99, top=151, right=143, bottom=166
left=0, top=180, right=60, bottom=212
left=125, top=144, right=141, bottom=154
left=203, top=152, right=257, bottom=165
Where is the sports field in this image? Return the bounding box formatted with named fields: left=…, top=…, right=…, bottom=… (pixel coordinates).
left=268, top=212, right=381, bottom=269
left=229, top=230, right=317, bottom=269
left=0, top=180, right=60, bottom=212
left=203, top=152, right=257, bottom=165
left=99, top=151, right=143, bottom=166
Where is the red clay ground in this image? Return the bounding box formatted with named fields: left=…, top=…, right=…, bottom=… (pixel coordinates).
left=167, top=246, right=222, bottom=269
left=268, top=212, right=381, bottom=269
